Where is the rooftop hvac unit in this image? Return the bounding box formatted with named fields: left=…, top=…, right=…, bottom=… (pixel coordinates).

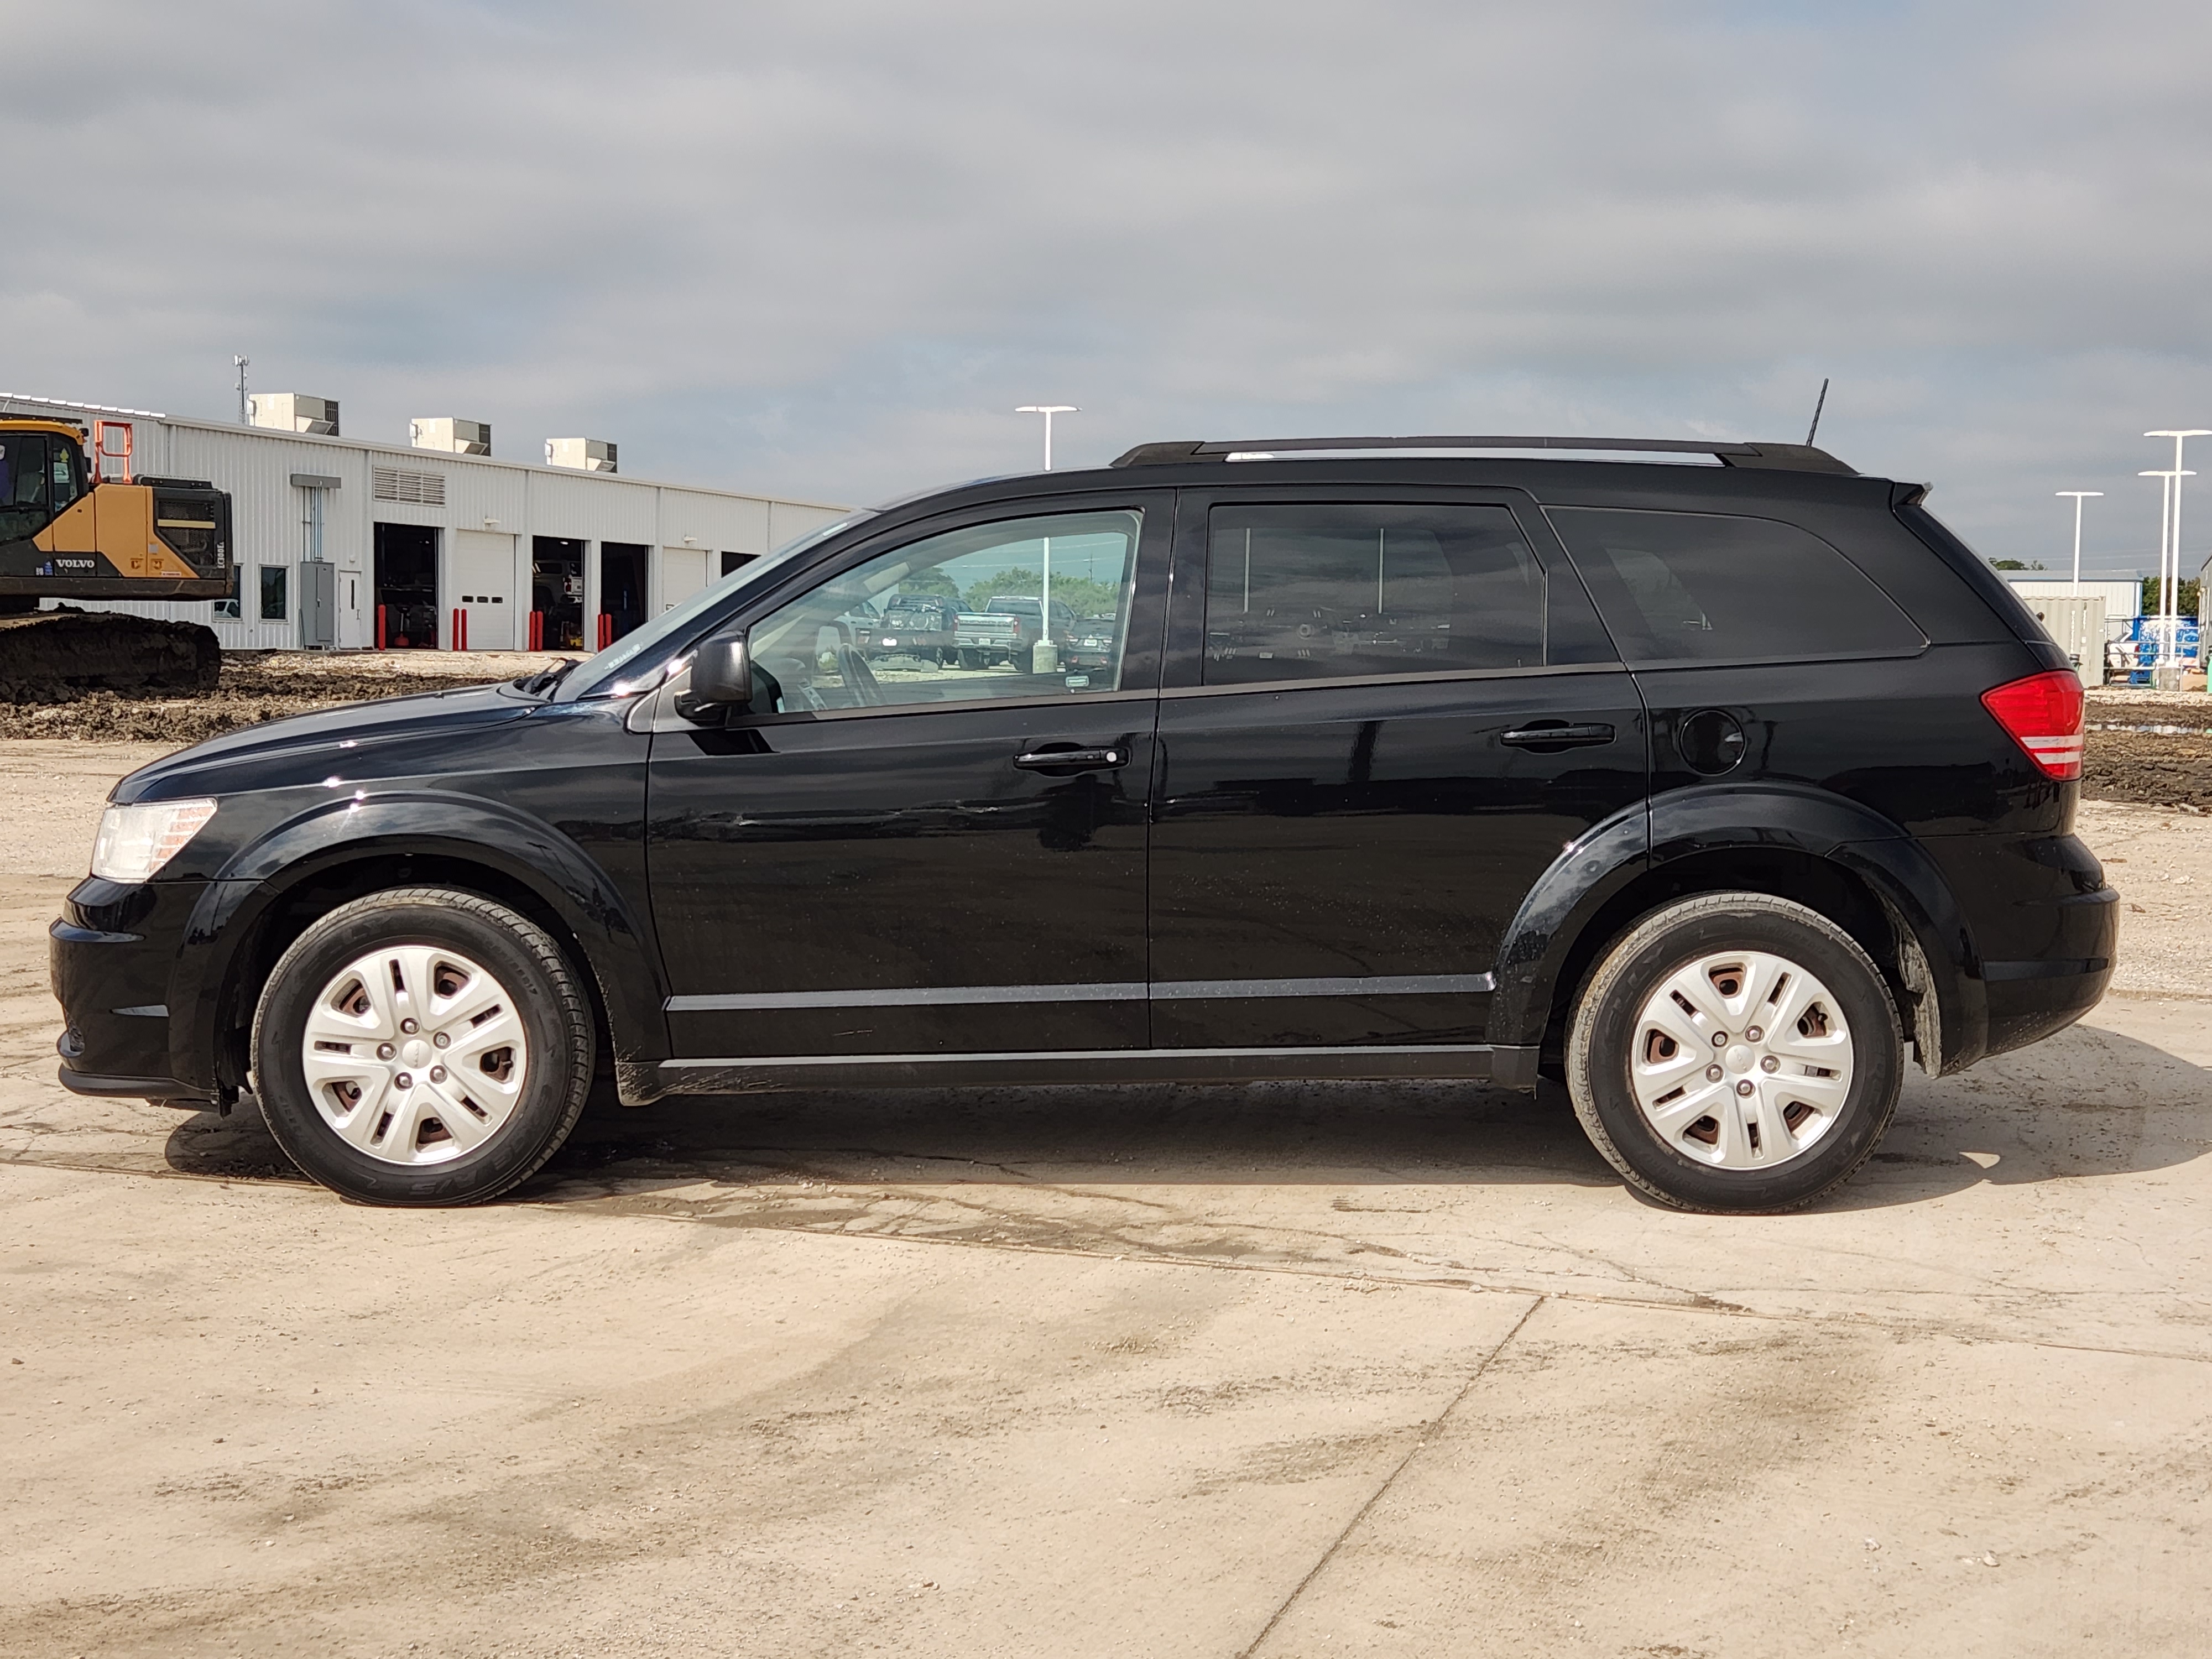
left=409, top=416, right=491, bottom=455
left=545, top=436, right=617, bottom=473
left=248, top=392, right=340, bottom=435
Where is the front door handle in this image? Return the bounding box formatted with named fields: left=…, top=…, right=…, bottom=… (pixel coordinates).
left=1500, top=722, right=1616, bottom=749
left=1015, top=745, right=1129, bottom=773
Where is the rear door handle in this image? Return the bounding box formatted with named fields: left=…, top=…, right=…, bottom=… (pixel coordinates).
left=1500, top=722, right=1616, bottom=749
left=1015, top=746, right=1129, bottom=772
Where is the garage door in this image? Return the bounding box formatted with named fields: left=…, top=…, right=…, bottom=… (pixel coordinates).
left=660, top=546, right=709, bottom=613
left=451, top=530, right=517, bottom=649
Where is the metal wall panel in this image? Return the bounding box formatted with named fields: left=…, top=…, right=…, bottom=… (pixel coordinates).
left=6, top=397, right=848, bottom=656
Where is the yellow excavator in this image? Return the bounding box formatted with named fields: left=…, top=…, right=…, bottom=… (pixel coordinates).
left=0, top=416, right=231, bottom=701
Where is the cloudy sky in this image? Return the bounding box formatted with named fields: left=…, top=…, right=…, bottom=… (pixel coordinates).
left=7, top=1, right=2209, bottom=571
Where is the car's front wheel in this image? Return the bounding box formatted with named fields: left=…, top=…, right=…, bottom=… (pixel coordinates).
left=1565, top=892, right=1902, bottom=1213
left=251, top=887, right=595, bottom=1206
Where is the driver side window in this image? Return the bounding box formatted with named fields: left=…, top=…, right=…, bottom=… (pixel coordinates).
left=747, top=509, right=1142, bottom=715
left=0, top=435, right=52, bottom=541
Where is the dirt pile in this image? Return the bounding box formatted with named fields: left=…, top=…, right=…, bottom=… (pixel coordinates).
left=0, top=650, right=572, bottom=743
left=0, top=611, right=221, bottom=703
left=2084, top=695, right=2212, bottom=811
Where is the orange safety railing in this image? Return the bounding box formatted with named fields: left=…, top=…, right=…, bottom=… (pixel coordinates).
left=91, top=420, right=134, bottom=482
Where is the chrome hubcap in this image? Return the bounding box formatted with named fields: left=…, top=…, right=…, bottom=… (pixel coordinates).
left=299, top=946, right=528, bottom=1166
left=1629, top=949, right=1853, bottom=1170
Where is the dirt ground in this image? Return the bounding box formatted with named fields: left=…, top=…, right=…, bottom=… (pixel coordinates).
left=3, top=719, right=2211, bottom=1655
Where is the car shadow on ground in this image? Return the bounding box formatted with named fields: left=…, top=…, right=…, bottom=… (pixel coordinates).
left=156, top=1022, right=2212, bottom=1215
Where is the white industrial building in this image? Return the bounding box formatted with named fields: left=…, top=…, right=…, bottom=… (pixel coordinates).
left=2000, top=577, right=2142, bottom=621
left=2, top=392, right=850, bottom=654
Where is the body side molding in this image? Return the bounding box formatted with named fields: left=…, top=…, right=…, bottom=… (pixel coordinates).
left=619, top=1041, right=1498, bottom=1103
left=666, top=971, right=1496, bottom=1014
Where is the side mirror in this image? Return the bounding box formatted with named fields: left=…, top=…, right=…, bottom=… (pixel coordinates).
left=688, top=633, right=752, bottom=712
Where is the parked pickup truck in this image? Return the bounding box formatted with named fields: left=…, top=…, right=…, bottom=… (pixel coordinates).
left=866, top=594, right=963, bottom=664
left=952, top=608, right=1024, bottom=668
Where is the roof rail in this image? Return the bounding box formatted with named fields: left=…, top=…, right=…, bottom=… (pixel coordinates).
left=1109, top=435, right=1855, bottom=475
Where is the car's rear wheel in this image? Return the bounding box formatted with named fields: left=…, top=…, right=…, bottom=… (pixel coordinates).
left=1565, top=892, right=1902, bottom=1212
left=251, top=887, right=594, bottom=1206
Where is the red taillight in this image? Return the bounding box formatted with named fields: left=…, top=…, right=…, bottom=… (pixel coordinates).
left=1981, top=670, right=2084, bottom=780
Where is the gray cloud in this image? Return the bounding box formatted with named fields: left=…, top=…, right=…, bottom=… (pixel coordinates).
left=6, top=0, right=2209, bottom=568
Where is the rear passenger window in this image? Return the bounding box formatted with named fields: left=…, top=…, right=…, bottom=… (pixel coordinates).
left=1547, top=507, right=1924, bottom=665
left=1203, top=503, right=1598, bottom=685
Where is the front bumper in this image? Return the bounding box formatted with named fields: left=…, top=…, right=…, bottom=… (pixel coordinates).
left=50, top=876, right=213, bottom=1104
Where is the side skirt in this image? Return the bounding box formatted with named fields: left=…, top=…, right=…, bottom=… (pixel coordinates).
left=618, top=1042, right=1537, bottom=1104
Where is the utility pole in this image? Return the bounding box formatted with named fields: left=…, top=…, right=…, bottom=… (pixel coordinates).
left=1015, top=406, right=1077, bottom=674
left=2056, top=491, right=2102, bottom=593
left=234, top=356, right=250, bottom=424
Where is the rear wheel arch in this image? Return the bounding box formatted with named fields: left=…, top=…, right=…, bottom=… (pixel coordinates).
left=1527, top=844, right=1970, bottom=1080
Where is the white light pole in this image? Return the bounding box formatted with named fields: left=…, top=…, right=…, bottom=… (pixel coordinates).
left=1015, top=404, right=1077, bottom=471
left=1015, top=406, right=1077, bottom=672
left=2141, top=467, right=2197, bottom=690
left=2146, top=431, right=2211, bottom=690
left=2056, top=491, right=2101, bottom=594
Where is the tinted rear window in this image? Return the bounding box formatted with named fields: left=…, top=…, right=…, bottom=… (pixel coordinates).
left=1546, top=506, right=1924, bottom=664
left=1203, top=502, right=1608, bottom=686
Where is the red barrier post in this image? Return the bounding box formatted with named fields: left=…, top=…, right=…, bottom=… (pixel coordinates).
left=376, top=605, right=388, bottom=650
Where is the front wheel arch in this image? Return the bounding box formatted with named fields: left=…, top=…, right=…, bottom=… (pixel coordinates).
left=196, top=848, right=624, bottom=1100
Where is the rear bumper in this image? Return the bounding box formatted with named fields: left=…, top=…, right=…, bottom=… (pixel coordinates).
left=1917, top=831, right=2119, bottom=1066
left=1979, top=902, right=2117, bottom=1057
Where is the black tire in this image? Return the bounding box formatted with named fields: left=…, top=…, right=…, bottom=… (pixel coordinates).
left=250, top=887, right=595, bottom=1206
left=1565, top=892, right=1902, bottom=1213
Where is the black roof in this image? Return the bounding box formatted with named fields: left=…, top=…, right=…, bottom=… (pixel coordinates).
left=1110, top=435, right=1854, bottom=475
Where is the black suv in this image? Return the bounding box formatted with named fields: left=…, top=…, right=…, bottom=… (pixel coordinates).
left=51, top=435, right=2115, bottom=1212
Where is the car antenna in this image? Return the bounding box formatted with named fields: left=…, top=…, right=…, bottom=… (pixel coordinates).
left=1806, top=377, right=1830, bottom=446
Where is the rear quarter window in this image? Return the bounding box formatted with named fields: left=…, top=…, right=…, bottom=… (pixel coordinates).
left=1546, top=505, right=1926, bottom=665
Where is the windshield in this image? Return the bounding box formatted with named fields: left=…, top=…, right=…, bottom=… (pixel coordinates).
left=559, top=510, right=876, bottom=700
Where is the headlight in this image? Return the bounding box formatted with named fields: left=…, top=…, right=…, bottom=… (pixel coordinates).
left=90, top=799, right=218, bottom=883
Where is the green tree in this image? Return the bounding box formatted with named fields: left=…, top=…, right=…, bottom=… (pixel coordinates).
left=2142, top=575, right=2203, bottom=615
left=899, top=566, right=961, bottom=599
left=1989, top=559, right=2046, bottom=571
